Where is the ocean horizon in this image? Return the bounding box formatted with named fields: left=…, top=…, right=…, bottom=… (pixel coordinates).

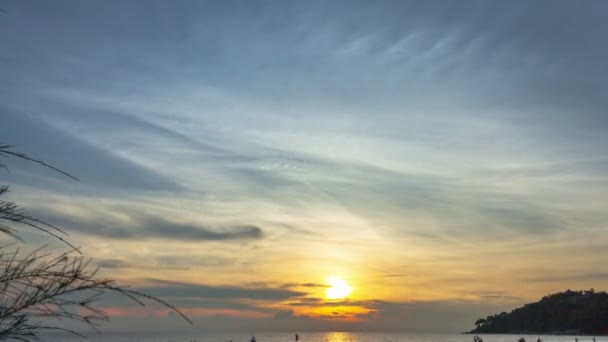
left=40, top=332, right=604, bottom=342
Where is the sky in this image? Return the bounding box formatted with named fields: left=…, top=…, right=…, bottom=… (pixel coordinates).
left=1, top=0, right=608, bottom=333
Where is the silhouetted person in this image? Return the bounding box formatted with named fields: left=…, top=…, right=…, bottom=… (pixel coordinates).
left=251, top=336, right=256, bottom=342
left=519, top=337, right=526, bottom=342
left=575, top=338, right=578, bottom=342
left=296, top=334, right=299, bottom=341
left=537, top=338, right=542, bottom=342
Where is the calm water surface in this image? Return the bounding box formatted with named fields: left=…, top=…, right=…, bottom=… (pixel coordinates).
left=40, top=332, right=604, bottom=342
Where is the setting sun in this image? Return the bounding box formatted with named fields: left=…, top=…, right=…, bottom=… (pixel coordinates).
left=325, top=277, right=352, bottom=300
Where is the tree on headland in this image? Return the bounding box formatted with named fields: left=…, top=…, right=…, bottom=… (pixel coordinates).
left=470, top=290, right=608, bottom=335
left=0, top=144, right=191, bottom=341
left=474, top=318, right=487, bottom=329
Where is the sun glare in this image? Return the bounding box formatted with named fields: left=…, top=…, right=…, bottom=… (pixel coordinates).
left=325, top=277, right=352, bottom=300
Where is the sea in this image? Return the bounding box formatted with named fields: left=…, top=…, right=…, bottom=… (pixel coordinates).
left=39, top=332, right=602, bottom=342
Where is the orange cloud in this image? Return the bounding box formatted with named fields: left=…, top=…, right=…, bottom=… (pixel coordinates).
left=294, top=305, right=374, bottom=321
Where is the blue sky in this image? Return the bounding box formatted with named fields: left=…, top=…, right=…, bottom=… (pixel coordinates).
left=1, top=0, right=608, bottom=333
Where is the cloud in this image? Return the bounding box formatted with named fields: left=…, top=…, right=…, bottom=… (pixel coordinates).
left=0, top=110, right=179, bottom=193
left=138, top=279, right=306, bottom=301
left=96, top=254, right=239, bottom=271
left=523, top=272, right=608, bottom=283
left=286, top=299, right=383, bottom=307
left=152, top=254, right=236, bottom=269
left=167, top=298, right=275, bottom=313
left=261, top=299, right=515, bottom=332
left=96, top=259, right=130, bottom=269
left=36, top=208, right=263, bottom=242
left=280, top=283, right=329, bottom=289
left=310, top=162, right=574, bottom=238
left=458, top=290, right=524, bottom=302
left=92, top=297, right=515, bottom=333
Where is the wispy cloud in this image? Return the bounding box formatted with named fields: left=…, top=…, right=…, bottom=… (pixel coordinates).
left=139, top=279, right=306, bottom=300
left=0, top=110, right=180, bottom=192
left=35, top=207, right=263, bottom=241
